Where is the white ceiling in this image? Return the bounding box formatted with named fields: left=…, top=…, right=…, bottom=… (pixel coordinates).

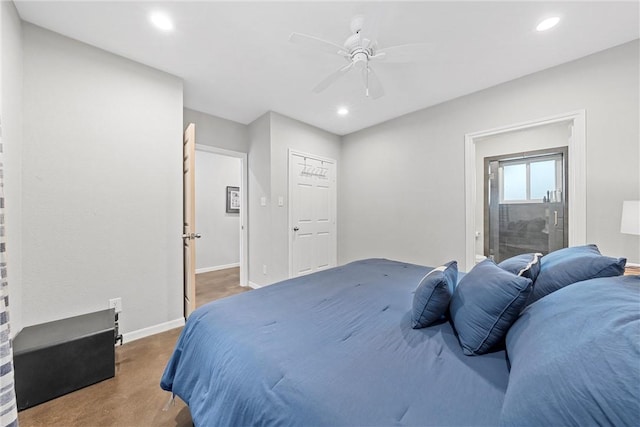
left=14, top=1, right=640, bottom=135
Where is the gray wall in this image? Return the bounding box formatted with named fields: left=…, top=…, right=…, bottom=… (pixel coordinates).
left=340, top=40, right=640, bottom=268
left=248, top=113, right=271, bottom=286
left=0, top=0, right=23, bottom=336
left=184, top=107, right=249, bottom=153
left=195, top=151, right=241, bottom=271
left=21, top=24, right=184, bottom=334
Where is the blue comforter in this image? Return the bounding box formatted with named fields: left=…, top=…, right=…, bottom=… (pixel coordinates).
left=161, top=259, right=509, bottom=426
left=500, top=274, right=640, bottom=426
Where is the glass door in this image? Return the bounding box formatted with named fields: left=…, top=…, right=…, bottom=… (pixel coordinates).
left=484, top=147, right=568, bottom=263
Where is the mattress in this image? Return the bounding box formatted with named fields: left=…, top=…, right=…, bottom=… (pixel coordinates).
left=161, top=258, right=510, bottom=426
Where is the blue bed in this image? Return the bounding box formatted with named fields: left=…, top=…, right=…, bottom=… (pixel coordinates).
left=161, top=256, right=640, bottom=426
left=161, top=259, right=509, bottom=426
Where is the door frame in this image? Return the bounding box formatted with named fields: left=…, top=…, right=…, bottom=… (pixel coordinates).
left=288, top=149, right=338, bottom=278
left=195, top=144, right=249, bottom=287
left=464, top=110, right=586, bottom=270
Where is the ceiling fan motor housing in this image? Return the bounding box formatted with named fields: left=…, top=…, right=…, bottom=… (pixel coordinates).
left=351, top=51, right=369, bottom=68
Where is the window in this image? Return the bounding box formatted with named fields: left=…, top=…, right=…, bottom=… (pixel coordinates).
left=530, top=160, right=556, bottom=199
left=499, top=154, right=563, bottom=203
left=502, top=163, right=527, bottom=201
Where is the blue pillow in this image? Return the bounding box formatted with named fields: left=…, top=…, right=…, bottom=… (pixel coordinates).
left=411, top=261, right=457, bottom=329
left=500, top=275, right=640, bottom=426
left=449, top=259, right=532, bottom=355
left=498, top=253, right=542, bottom=281
left=529, top=244, right=626, bottom=304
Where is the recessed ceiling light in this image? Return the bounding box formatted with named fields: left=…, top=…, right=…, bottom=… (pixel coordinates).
left=536, top=16, right=560, bottom=32
left=337, top=107, right=349, bottom=116
left=150, top=11, right=174, bottom=31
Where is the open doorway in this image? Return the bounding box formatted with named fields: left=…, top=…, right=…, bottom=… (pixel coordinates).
left=194, top=145, right=248, bottom=308
left=464, top=110, right=586, bottom=270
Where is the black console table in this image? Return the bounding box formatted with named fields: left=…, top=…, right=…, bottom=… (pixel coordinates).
left=13, top=309, right=115, bottom=410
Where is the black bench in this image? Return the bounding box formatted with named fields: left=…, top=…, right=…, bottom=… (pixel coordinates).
left=14, top=309, right=115, bottom=410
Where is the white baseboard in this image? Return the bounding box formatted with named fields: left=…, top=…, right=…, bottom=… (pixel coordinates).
left=196, top=263, right=240, bottom=274
left=122, top=317, right=185, bottom=344
left=248, top=281, right=263, bottom=289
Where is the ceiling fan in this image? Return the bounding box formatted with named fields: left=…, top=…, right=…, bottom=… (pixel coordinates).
left=289, top=15, right=431, bottom=99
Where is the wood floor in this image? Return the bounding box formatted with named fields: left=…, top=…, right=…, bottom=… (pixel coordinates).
left=18, top=267, right=248, bottom=427
left=196, top=267, right=248, bottom=307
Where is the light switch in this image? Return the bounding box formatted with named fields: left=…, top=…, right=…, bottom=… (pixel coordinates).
left=278, top=196, right=284, bottom=207
left=260, top=196, right=267, bottom=207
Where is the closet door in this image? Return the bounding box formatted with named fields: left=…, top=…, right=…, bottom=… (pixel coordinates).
left=289, top=151, right=337, bottom=277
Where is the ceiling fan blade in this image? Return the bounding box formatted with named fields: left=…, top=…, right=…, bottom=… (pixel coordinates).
left=363, top=65, right=384, bottom=99
left=289, top=32, right=347, bottom=56
left=375, top=43, right=437, bottom=63
left=313, top=62, right=355, bottom=93
left=359, top=5, right=384, bottom=47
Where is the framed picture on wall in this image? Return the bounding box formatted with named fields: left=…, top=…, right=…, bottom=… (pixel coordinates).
left=226, top=186, right=240, bottom=213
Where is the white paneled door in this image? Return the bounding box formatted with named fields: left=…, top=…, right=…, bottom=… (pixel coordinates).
left=289, top=151, right=337, bottom=277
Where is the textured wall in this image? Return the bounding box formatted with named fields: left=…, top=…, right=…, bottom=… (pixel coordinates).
left=22, top=24, right=184, bottom=333
left=1, top=0, right=23, bottom=336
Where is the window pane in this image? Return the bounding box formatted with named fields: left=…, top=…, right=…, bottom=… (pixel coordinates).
left=503, top=164, right=527, bottom=200
left=530, top=160, right=556, bottom=200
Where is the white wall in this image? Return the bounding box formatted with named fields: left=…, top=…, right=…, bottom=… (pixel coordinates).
left=184, top=107, right=249, bottom=153
left=340, top=40, right=640, bottom=269
left=195, top=151, right=241, bottom=271
left=0, top=0, right=23, bottom=336
left=21, top=24, right=184, bottom=334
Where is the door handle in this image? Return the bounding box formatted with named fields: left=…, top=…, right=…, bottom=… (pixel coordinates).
left=293, top=227, right=299, bottom=232
left=554, top=211, right=558, bottom=227
left=182, top=233, right=202, bottom=240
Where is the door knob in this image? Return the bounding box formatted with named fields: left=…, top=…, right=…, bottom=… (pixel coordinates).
left=194, top=233, right=202, bottom=239
left=293, top=227, right=299, bottom=232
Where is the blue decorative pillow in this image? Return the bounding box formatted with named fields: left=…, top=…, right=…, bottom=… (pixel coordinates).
left=411, top=261, right=457, bottom=329
left=529, top=244, right=626, bottom=304
left=500, top=275, right=640, bottom=426
left=449, top=259, right=532, bottom=355
left=498, top=253, right=542, bottom=281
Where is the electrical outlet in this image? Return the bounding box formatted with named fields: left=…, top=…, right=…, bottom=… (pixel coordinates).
left=109, top=297, right=123, bottom=313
